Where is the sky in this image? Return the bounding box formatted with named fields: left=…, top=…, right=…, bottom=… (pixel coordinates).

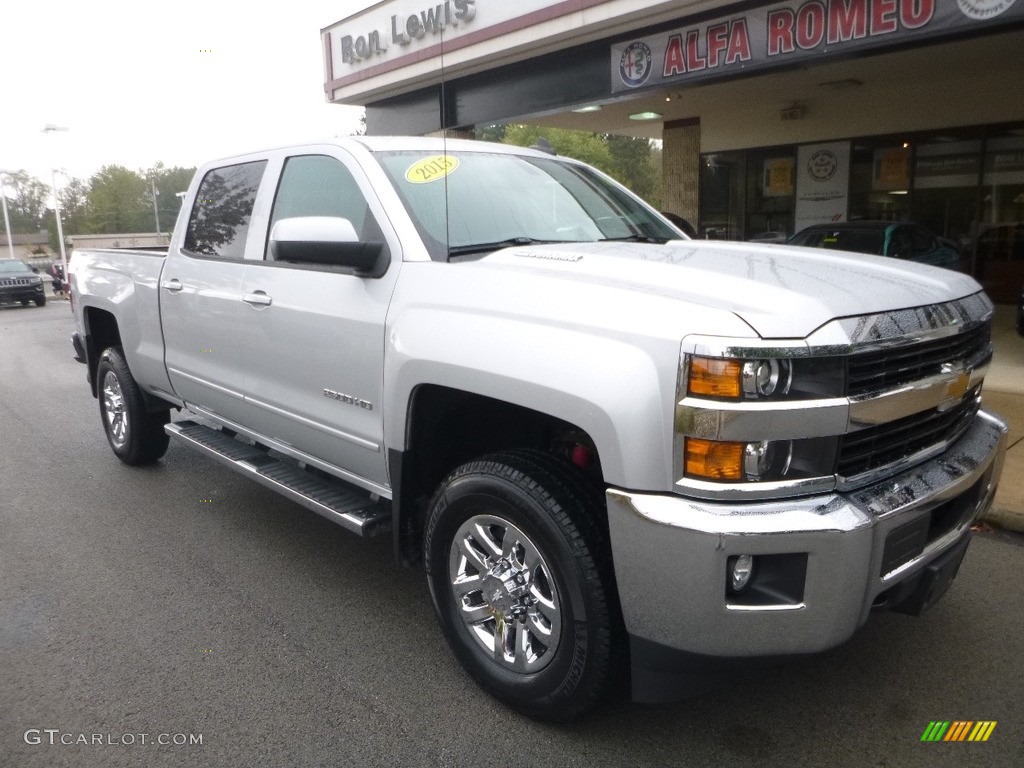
left=0, top=1, right=373, bottom=184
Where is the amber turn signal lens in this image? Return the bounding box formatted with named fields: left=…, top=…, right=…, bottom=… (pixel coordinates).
left=689, top=357, right=742, bottom=398
left=685, top=438, right=744, bottom=481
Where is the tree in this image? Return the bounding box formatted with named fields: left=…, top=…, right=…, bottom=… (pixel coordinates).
left=607, top=135, right=660, bottom=206
left=1, top=171, right=50, bottom=233
left=86, top=165, right=150, bottom=233
left=475, top=123, right=507, bottom=143
left=146, top=163, right=196, bottom=234
left=58, top=177, right=90, bottom=233
left=502, top=125, right=614, bottom=173
left=41, top=176, right=89, bottom=252
left=499, top=126, right=662, bottom=207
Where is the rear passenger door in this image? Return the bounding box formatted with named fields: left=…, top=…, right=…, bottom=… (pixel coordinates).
left=238, top=151, right=401, bottom=490
left=162, top=160, right=267, bottom=426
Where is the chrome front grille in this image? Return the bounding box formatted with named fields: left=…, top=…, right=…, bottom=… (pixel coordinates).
left=847, top=323, right=990, bottom=397
left=838, top=389, right=981, bottom=479
left=0, top=277, right=35, bottom=287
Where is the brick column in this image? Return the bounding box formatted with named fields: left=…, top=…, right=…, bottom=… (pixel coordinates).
left=662, top=119, right=700, bottom=231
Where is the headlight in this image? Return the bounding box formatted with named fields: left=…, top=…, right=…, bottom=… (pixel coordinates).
left=684, top=438, right=794, bottom=482
left=688, top=357, right=742, bottom=398
left=687, top=354, right=843, bottom=401
left=677, top=349, right=842, bottom=493
left=743, top=359, right=790, bottom=397
left=689, top=355, right=792, bottom=399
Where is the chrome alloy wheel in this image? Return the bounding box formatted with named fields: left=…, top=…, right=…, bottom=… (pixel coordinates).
left=102, top=370, right=128, bottom=448
left=448, top=514, right=562, bottom=673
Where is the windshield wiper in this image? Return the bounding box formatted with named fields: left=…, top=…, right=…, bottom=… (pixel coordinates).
left=448, top=237, right=563, bottom=258
left=598, top=235, right=670, bottom=244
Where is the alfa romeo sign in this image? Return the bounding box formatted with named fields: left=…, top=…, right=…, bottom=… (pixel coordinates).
left=612, top=0, right=1024, bottom=92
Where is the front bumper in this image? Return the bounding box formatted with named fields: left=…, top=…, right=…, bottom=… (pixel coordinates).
left=0, top=282, right=45, bottom=303
left=607, top=409, right=1007, bottom=699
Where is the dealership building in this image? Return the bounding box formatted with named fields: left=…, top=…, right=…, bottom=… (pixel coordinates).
left=323, top=0, right=1024, bottom=300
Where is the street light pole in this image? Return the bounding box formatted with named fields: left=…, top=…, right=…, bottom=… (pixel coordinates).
left=42, top=125, right=70, bottom=291
left=150, top=178, right=161, bottom=235
left=0, top=169, right=15, bottom=260
left=51, top=168, right=69, bottom=288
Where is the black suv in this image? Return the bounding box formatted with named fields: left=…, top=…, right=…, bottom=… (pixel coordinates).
left=0, top=259, right=47, bottom=307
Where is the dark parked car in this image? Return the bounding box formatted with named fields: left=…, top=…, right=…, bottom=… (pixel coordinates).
left=787, top=221, right=961, bottom=271
left=0, top=259, right=46, bottom=307
left=1017, top=280, right=1024, bottom=336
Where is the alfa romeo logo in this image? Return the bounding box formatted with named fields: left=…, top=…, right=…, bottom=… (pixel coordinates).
left=807, top=150, right=838, bottom=182
left=619, top=42, right=653, bottom=88
left=957, top=0, right=1017, bottom=20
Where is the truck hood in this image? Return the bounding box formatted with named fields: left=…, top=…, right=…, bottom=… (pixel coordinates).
left=481, top=240, right=982, bottom=338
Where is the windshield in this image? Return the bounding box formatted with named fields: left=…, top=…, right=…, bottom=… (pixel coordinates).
left=374, top=150, right=679, bottom=260
left=0, top=260, right=31, bottom=273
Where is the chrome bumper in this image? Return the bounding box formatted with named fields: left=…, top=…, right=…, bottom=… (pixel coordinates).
left=607, top=410, right=1007, bottom=659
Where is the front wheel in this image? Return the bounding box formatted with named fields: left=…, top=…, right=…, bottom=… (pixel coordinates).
left=34, top=295, right=46, bottom=307
left=96, top=346, right=170, bottom=465
left=424, top=450, right=618, bottom=720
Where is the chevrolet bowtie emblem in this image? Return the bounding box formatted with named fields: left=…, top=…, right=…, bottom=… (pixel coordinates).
left=938, top=366, right=971, bottom=412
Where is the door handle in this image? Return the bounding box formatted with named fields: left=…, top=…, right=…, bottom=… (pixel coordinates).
left=162, top=278, right=184, bottom=293
left=243, top=291, right=273, bottom=307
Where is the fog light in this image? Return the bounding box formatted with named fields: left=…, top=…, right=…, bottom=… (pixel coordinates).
left=729, top=554, right=755, bottom=593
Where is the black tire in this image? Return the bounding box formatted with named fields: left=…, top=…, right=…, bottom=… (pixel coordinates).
left=424, top=449, right=618, bottom=721
left=34, top=295, right=46, bottom=307
left=96, top=346, right=170, bottom=465
left=20, top=298, right=29, bottom=306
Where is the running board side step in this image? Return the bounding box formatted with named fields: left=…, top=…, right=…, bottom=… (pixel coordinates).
left=166, top=420, right=391, bottom=537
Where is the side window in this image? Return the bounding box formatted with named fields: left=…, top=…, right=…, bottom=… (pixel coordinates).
left=268, top=155, right=384, bottom=258
left=913, top=227, right=935, bottom=254
left=183, top=161, right=267, bottom=259
left=890, top=226, right=913, bottom=258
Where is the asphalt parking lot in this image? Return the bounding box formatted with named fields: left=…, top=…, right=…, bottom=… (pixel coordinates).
left=2, top=299, right=1022, bottom=768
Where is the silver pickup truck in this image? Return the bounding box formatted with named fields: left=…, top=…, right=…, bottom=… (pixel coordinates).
left=70, top=137, right=1007, bottom=719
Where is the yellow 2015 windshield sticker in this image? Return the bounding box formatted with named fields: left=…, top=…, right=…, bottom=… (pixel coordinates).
left=405, top=155, right=460, bottom=184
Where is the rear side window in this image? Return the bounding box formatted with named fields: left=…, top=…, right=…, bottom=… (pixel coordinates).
left=184, top=161, right=267, bottom=259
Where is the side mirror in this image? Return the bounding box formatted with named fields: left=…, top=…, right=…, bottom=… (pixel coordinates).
left=269, top=216, right=387, bottom=277
left=31, top=267, right=39, bottom=273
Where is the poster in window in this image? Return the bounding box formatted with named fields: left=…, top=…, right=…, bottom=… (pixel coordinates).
left=795, top=141, right=850, bottom=231
left=763, top=158, right=794, bottom=197
left=873, top=148, right=909, bottom=191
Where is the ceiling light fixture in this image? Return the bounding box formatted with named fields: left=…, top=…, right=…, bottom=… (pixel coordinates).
left=629, top=111, right=663, bottom=121
left=818, top=78, right=863, bottom=90
left=572, top=105, right=603, bottom=113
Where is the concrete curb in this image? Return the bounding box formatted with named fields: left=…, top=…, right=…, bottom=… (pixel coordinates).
left=981, top=507, right=1024, bottom=534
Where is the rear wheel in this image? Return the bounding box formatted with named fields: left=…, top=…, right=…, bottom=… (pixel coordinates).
left=424, top=450, right=618, bottom=720
left=96, top=346, right=170, bottom=465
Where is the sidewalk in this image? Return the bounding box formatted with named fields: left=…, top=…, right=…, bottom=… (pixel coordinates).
left=980, top=303, right=1024, bottom=533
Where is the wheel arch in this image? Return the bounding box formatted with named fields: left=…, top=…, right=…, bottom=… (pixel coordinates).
left=83, top=307, right=171, bottom=414
left=82, top=307, right=123, bottom=398
left=390, top=384, right=607, bottom=567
